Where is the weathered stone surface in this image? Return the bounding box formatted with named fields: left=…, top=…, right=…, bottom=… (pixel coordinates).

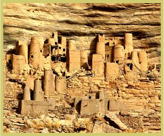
left=41, top=128, right=49, bottom=133
left=102, top=123, right=122, bottom=133
left=92, top=121, right=104, bottom=133
left=55, top=76, right=67, bottom=94
left=44, top=70, right=55, bottom=97
left=108, top=99, right=127, bottom=111
left=19, top=100, right=49, bottom=116
left=68, top=50, right=81, bottom=72
left=80, top=99, right=99, bottom=115
left=105, top=112, right=128, bottom=130
left=92, top=54, right=104, bottom=77
left=105, top=62, right=119, bottom=81
left=12, top=54, right=26, bottom=74
left=25, top=76, right=35, bottom=90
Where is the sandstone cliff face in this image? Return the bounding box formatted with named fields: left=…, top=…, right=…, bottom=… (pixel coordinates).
left=3, top=3, right=161, bottom=63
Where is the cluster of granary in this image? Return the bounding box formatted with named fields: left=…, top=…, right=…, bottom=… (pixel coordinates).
left=6, top=32, right=67, bottom=74
left=6, top=32, right=148, bottom=77
left=21, top=83, right=126, bottom=116
left=6, top=32, right=150, bottom=116
left=20, top=70, right=67, bottom=116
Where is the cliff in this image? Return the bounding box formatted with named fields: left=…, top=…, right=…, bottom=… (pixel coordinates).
left=3, top=3, right=161, bottom=63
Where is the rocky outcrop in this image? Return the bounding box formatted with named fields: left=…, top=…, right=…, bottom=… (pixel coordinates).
left=3, top=3, right=161, bottom=63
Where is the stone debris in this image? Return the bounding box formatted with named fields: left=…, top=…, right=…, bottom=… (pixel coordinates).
left=105, top=112, right=128, bottom=130
left=41, top=128, right=49, bottom=133
left=92, top=121, right=104, bottom=133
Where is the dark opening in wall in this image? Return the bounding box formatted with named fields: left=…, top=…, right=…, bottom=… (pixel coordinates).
left=127, top=53, right=131, bottom=59
left=88, top=96, right=92, bottom=99
left=96, top=92, right=99, bottom=99
left=51, top=46, right=58, bottom=53
left=60, top=57, right=66, bottom=62
left=44, top=39, right=48, bottom=44
left=151, top=64, right=155, bottom=70
left=105, top=42, right=109, bottom=46
left=107, top=101, right=110, bottom=110
left=76, top=100, right=81, bottom=114
left=127, top=63, right=133, bottom=70
left=63, top=48, right=65, bottom=51
left=31, top=90, right=34, bottom=100
left=31, top=55, right=34, bottom=58
left=6, top=59, right=12, bottom=70
left=58, top=36, right=62, bottom=44
left=51, top=56, right=56, bottom=61
left=51, top=46, right=54, bottom=53
left=8, top=59, right=12, bottom=65
left=156, top=64, right=161, bottom=72
left=52, top=33, right=55, bottom=37
left=59, top=47, right=61, bottom=49
left=116, top=61, right=119, bottom=64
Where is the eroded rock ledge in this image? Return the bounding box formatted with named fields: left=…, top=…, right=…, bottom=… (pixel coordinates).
left=3, top=3, right=161, bottom=63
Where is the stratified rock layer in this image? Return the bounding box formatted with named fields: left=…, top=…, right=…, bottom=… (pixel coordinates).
left=3, top=3, right=161, bottom=64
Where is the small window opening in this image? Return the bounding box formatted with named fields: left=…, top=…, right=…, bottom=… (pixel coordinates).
left=8, top=60, right=12, bottom=64
left=127, top=63, right=133, bottom=70
left=107, top=101, right=110, bottom=110
left=116, top=61, right=119, bottom=64
left=105, top=42, right=109, bottom=46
